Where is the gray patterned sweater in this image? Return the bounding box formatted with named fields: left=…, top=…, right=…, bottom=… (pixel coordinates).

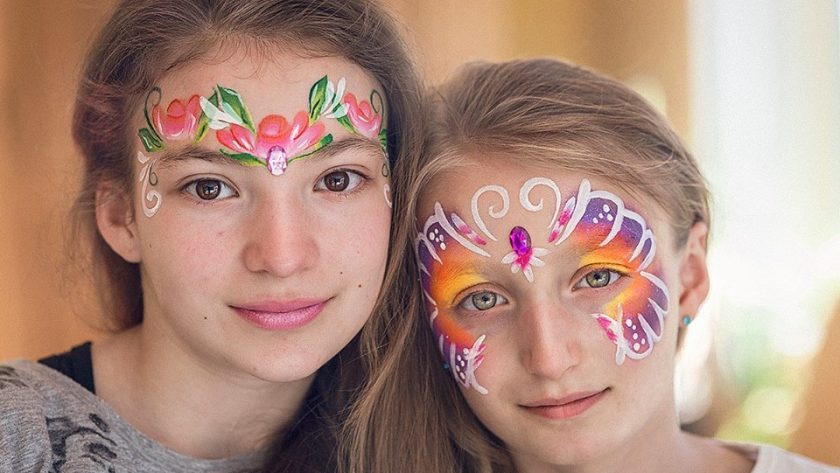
left=0, top=360, right=262, bottom=473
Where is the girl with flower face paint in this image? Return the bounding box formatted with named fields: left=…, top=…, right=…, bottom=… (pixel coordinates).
left=0, top=1, right=423, bottom=472
left=344, top=59, right=840, bottom=473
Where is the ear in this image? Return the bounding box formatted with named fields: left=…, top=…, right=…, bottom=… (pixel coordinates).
left=96, top=183, right=142, bottom=263
left=678, top=222, right=710, bottom=317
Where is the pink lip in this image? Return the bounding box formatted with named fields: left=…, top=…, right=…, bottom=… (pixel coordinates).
left=520, top=389, right=607, bottom=420
left=232, top=299, right=327, bottom=330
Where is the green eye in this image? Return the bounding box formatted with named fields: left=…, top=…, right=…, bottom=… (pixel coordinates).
left=459, top=291, right=508, bottom=311
left=579, top=269, right=622, bottom=289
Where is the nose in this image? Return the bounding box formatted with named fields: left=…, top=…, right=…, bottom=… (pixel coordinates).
left=242, top=193, right=319, bottom=278
left=519, top=300, right=582, bottom=379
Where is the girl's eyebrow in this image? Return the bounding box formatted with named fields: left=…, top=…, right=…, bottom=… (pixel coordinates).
left=153, top=136, right=384, bottom=170
left=156, top=146, right=235, bottom=169
left=307, top=135, right=385, bottom=163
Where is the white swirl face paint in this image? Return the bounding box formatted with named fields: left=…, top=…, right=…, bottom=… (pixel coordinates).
left=137, top=151, right=162, bottom=218
left=416, top=176, right=672, bottom=397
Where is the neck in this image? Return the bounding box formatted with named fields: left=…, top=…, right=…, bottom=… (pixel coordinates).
left=93, top=324, right=315, bottom=459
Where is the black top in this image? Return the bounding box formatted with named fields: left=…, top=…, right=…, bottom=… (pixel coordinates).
left=38, top=341, right=95, bottom=394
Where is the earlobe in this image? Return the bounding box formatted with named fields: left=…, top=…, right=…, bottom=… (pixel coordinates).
left=95, top=184, right=142, bottom=263
left=678, top=222, right=710, bottom=318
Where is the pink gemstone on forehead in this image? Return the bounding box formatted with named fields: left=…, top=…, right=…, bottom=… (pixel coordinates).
left=267, top=146, right=288, bottom=175
left=509, top=226, right=531, bottom=255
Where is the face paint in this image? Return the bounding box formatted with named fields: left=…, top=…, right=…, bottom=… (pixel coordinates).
left=381, top=162, right=392, bottom=208
left=417, top=179, right=562, bottom=394
left=137, top=76, right=388, bottom=176
left=549, top=179, right=670, bottom=364
left=418, top=177, right=671, bottom=393
left=501, top=226, right=548, bottom=282
left=137, top=151, right=161, bottom=217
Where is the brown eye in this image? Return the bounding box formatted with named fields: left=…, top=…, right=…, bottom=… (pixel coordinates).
left=184, top=178, right=235, bottom=201
left=323, top=171, right=349, bottom=192
left=316, top=169, right=366, bottom=193
left=196, top=179, right=222, bottom=200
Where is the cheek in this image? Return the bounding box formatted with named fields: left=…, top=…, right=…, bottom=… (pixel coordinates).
left=591, top=266, right=671, bottom=365
left=419, top=254, right=491, bottom=394
left=322, top=203, right=391, bottom=274
left=143, top=218, right=232, bottom=280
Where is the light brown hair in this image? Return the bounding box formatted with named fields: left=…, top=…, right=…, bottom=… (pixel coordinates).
left=344, top=58, right=710, bottom=473
left=69, top=1, right=423, bottom=471
left=71, top=0, right=423, bottom=330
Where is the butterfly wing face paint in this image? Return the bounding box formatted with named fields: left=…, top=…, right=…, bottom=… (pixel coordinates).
left=417, top=204, right=490, bottom=394
left=418, top=177, right=672, bottom=393
left=556, top=179, right=670, bottom=364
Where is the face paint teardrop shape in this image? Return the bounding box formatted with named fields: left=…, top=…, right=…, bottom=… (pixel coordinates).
left=509, top=226, right=532, bottom=256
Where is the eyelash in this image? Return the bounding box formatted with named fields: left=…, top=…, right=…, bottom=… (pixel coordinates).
left=181, top=177, right=238, bottom=204
left=314, top=168, right=371, bottom=197
left=457, top=289, right=509, bottom=312
left=573, top=266, right=627, bottom=290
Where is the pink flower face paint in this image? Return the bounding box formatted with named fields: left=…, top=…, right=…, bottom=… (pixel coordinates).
left=416, top=177, right=671, bottom=395
left=134, top=76, right=388, bottom=217
left=137, top=76, right=387, bottom=174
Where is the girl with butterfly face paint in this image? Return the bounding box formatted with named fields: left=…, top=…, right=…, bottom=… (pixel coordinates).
left=0, top=1, right=423, bottom=472
left=344, top=59, right=840, bottom=473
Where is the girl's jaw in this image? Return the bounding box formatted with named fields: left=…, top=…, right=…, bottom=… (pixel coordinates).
left=415, top=157, right=685, bottom=468
left=116, top=50, right=393, bottom=385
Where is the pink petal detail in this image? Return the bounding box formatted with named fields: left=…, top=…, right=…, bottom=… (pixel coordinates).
left=343, top=92, right=382, bottom=139
left=217, top=124, right=255, bottom=154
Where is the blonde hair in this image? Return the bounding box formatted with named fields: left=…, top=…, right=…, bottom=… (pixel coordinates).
left=344, top=58, right=710, bottom=472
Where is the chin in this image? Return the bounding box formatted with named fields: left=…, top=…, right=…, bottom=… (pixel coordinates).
left=509, top=428, right=615, bottom=468
left=241, top=349, right=330, bottom=384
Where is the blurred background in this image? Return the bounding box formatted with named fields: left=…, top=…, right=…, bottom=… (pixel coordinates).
left=1, top=0, right=838, bottom=464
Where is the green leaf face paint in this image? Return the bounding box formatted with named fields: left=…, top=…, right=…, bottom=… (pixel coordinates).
left=137, top=75, right=388, bottom=176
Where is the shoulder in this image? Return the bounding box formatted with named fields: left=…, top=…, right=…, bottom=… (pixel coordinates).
left=717, top=439, right=840, bottom=473
left=0, top=360, right=122, bottom=472
left=753, top=444, right=840, bottom=473
left=0, top=361, right=54, bottom=472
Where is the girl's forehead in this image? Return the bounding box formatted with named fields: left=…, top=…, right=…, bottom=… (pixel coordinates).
left=150, top=51, right=381, bottom=117
left=417, top=159, right=673, bottom=247
left=419, top=162, right=630, bottom=213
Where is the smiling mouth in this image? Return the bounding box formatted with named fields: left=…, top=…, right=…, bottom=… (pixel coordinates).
left=232, top=299, right=329, bottom=330
left=520, top=388, right=609, bottom=420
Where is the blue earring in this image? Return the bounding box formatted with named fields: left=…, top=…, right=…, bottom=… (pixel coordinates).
left=681, top=315, right=693, bottom=327
left=442, top=362, right=450, bottom=371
